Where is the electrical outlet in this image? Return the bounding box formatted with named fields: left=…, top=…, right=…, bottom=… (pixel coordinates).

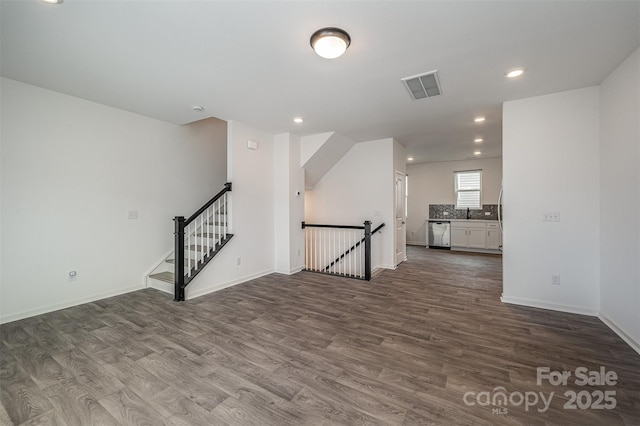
left=551, top=274, right=560, bottom=286
left=236, top=257, right=241, bottom=266
left=128, top=210, right=138, bottom=220
left=485, top=211, right=491, bottom=216
left=443, top=212, right=449, bottom=216
left=297, top=249, right=301, bottom=256
left=68, top=270, right=77, bottom=282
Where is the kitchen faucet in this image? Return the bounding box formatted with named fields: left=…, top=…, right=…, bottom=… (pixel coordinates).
left=466, top=207, right=470, bottom=219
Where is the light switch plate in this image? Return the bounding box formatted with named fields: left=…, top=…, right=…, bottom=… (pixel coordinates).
left=543, top=212, right=560, bottom=222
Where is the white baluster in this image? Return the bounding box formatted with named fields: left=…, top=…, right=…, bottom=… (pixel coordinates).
left=304, top=228, right=313, bottom=270
left=313, top=228, right=317, bottom=271
left=339, top=229, right=342, bottom=276
left=218, top=198, right=222, bottom=246
left=187, top=222, right=192, bottom=277
left=347, top=230, right=351, bottom=277
left=223, top=193, right=228, bottom=238
left=331, top=229, right=334, bottom=273
left=206, top=206, right=210, bottom=255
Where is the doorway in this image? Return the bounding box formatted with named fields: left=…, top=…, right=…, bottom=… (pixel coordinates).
left=394, top=171, right=407, bottom=266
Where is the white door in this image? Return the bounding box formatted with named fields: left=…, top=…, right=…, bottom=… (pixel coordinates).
left=395, top=172, right=406, bottom=265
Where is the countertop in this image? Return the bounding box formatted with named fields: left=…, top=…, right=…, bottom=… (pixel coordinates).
left=426, top=218, right=498, bottom=222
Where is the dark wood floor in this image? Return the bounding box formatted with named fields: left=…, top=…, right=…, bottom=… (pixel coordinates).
left=1, top=246, right=638, bottom=425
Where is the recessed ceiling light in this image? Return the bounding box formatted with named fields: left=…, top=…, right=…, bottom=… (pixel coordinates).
left=474, top=117, right=486, bottom=123
left=474, top=138, right=483, bottom=143
left=41, top=0, right=63, bottom=3
left=293, top=117, right=304, bottom=124
left=505, top=68, right=525, bottom=78
left=310, top=28, right=351, bottom=59
left=474, top=151, right=481, bottom=155
left=407, top=157, right=414, bottom=161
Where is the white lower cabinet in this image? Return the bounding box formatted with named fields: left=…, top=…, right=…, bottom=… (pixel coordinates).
left=451, top=228, right=468, bottom=247
left=450, top=220, right=501, bottom=253
left=486, top=222, right=502, bottom=250
left=451, top=222, right=486, bottom=249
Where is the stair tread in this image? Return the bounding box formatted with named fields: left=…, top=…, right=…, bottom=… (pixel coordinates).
left=166, top=258, right=197, bottom=267
left=188, top=245, right=214, bottom=251
left=153, top=234, right=234, bottom=296
left=149, top=271, right=174, bottom=284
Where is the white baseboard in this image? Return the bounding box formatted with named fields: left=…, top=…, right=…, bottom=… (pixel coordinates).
left=451, top=247, right=502, bottom=255
left=378, top=264, right=397, bottom=270
left=274, top=265, right=305, bottom=275
left=598, top=312, right=640, bottom=355
left=500, top=295, right=598, bottom=316
left=0, top=284, right=145, bottom=324
left=185, top=269, right=274, bottom=300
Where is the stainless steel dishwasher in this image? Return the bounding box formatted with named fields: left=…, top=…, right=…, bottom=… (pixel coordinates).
left=428, top=220, right=451, bottom=249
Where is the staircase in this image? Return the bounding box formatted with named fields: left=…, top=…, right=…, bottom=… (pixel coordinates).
left=147, top=183, right=233, bottom=301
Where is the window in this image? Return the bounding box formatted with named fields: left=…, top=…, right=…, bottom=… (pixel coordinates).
left=455, top=170, right=482, bottom=209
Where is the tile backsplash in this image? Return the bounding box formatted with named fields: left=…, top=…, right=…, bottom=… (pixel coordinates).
left=429, top=204, right=501, bottom=220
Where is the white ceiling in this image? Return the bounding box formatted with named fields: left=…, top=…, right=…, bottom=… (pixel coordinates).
left=2, top=0, right=638, bottom=164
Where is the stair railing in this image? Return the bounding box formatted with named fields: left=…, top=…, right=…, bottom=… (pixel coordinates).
left=301, top=220, right=385, bottom=281
left=173, top=182, right=233, bottom=301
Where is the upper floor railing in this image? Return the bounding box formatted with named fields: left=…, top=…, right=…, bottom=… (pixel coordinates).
left=302, top=220, right=385, bottom=281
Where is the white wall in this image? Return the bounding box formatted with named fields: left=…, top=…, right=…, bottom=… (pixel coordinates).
left=0, top=78, right=227, bottom=323
left=274, top=133, right=305, bottom=274
left=185, top=120, right=276, bottom=298
left=599, top=48, right=640, bottom=350
left=305, top=138, right=396, bottom=269
left=502, top=86, right=600, bottom=315
left=406, top=157, right=502, bottom=245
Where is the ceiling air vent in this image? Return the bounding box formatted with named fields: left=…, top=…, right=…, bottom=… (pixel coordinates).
left=401, top=70, right=442, bottom=100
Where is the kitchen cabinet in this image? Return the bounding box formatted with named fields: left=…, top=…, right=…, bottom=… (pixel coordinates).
left=486, top=222, right=502, bottom=250
left=447, top=220, right=501, bottom=253
left=451, top=222, right=486, bottom=249
left=451, top=228, right=468, bottom=247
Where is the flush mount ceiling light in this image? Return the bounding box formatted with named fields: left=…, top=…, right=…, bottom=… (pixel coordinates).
left=293, top=117, right=304, bottom=124
left=474, top=151, right=482, bottom=155
left=192, top=105, right=204, bottom=112
left=41, top=0, right=63, bottom=3
left=474, top=117, right=486, bottom=123
left=474, top=138, right=483, bottom=143
left=407, top=157, right=414, bottom=161
left=505, top=68, right=525, bottom=78
left=310, top=27, right=351, bottom=59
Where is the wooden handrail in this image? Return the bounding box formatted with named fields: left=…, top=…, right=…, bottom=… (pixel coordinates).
left=186, top=182, right=231, bottom=225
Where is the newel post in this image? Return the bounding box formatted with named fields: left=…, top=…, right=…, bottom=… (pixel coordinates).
left=173, top=216, right=186, bottom=301
left=364, top=220, right=372, bottom=281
